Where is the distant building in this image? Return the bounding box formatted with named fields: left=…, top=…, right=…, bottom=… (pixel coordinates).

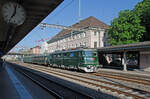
left=18, top=48, right=29, bottom=54
left=47, top=16, right=109, bottom=53
left=40, top=42, right=48, bottom=54
left=29, top=46, right=41, bottom=54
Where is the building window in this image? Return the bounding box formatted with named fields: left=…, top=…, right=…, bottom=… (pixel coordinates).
left=83, top=32, right=86, bottom=37
left=76, top=44, right=78, bottom=47
left=80, top=33, right=82, bottom=38
left=78, top=34, right=80, bottom=38
left=94, top=31, right=97, bottom=36
left=74, top=35, right=76, bottom=39
left=94, top=42, right=97, bottom=48
left=84, top=42, right=86, bottom=46
left=80, top=43, right=82, bottom=46
left=104, top=32, right=106, bottom=38
left=71, top=35, right=74, bottom=40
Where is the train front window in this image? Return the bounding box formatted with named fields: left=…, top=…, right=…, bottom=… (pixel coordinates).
left=84, top=51, right=92, bottom=56
left=84, top=51, right=97, bottom=56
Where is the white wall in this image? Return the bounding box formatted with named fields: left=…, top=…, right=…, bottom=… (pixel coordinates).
left=47, top=29, right=108, bottom=53
left=140, top=51, right=150, bottom=69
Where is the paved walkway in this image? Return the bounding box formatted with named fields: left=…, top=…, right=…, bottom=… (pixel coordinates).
left=0, top=64, right=20, bottom=99
left=99, top=68, right=150, bottom=77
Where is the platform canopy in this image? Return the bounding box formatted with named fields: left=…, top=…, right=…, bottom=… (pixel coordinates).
left=0, top=0, right=63, bottom=56
left=98, top=41, right=150, bottom=54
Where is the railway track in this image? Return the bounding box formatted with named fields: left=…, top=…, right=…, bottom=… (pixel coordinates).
left=98, top=71, right=150, bottom=81
left=92, top=72, right=150, bottom=86
left=13, top=66, right=94, bottom=99
left=17, top=64, right=150, bottom=99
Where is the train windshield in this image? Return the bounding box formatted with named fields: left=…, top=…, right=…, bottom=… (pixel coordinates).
left=83, top=51, right=97, bottom=57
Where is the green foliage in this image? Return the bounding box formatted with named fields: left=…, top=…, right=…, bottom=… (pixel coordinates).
left=108, top=0, right=150, bottom=45
left=135, top=0, right=150, bottom=16
left=135, top=0, right=150, bottom=41
left=108, top=10, right=146, bottom=45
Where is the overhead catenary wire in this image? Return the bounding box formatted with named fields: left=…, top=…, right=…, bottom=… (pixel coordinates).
left=35, top=0, right=76, bottom=46
left=49, top=0, right=75, bottom=20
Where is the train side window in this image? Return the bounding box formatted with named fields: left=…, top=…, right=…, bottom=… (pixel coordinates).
left=52, top=55, right=54, bottom=58
left=74, top=52, right=78, bottom=57
left=58, top=54, right=61, bottom=57
left=78, top=52, right=82, bottom=57
left=70, top=53, right=74, bottom=57
left=49, top=55, right=51, bottom=58
left=64, top=53, right=67, bottom=57
left=67, top=53, right=70, bottom=57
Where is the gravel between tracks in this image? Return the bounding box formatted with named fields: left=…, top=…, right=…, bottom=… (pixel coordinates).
left=11, top=62, right=150, bottom=99
left=10, top=62, right=119, bottom=99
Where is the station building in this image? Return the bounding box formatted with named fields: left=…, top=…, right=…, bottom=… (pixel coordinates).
left=47, top=16, right=109, bottom=53
left=98, top=41, right=150, bottom=70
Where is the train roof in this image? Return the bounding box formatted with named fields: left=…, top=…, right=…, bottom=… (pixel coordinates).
left=24, top=48, right=97, bottom=57
left=49, top=48, right=98, bottom=54
left=25, top=54, right=47, bottom=57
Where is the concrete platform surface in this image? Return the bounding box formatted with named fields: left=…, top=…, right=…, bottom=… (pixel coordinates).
left=0, top=64, right=20, bottom=99
left=99, top=68, right=150, bottom=77
left=0, top=63, right=56, bottom=99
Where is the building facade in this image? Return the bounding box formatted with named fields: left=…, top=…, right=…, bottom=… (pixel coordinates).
left=140, top=51, right=150, bottom=69
left=40, top=42, right=48, bottom=54
left=29, top=46, right=41, bottom=54
left=47, top=16, right=109, bottom=53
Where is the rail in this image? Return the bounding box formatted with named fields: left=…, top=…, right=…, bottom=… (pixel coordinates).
left=13, top=65, right=94, bottom=99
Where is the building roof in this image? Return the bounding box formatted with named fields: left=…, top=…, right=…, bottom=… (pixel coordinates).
left=33, top=46, right=41, bottom=49
left=48, top=16, right=109, bottom=43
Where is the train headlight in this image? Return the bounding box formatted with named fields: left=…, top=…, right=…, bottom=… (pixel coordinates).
left=92, top=58, right=95, bottom=61
left=87, top=65, right=91, bottom=69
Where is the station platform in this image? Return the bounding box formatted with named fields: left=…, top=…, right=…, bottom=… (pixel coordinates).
left=0, top=63, right=55, bottom=99
left=99, top=68, right=150, bottom=77
left=0, top=64, right=20, bottom=99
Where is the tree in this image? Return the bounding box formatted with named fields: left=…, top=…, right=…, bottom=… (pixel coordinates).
left=134, top=0, right=150, bottom=41
left=108, top=10, right=146, bottom=45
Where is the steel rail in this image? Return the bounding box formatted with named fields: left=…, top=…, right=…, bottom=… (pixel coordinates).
left=14, top=66, right=94, bottom=99
left=93, top=72, right=150, bottom=86
left=97, top=71, right=150, bottom=81
left=26, top=66, right=150, bottom=99
left=15, top=68, right=63, bottom=99
left=8, top=62, right=150, bottom=99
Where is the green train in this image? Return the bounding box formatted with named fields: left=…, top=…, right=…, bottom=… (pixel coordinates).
left=23, top=48, right=100, bottom=72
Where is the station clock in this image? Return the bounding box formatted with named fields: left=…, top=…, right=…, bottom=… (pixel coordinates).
left=1, top=2, right=26, bottom=26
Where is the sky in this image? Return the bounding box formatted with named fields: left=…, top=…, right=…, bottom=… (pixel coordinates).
left=13, top=0, right=142, bottom=52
